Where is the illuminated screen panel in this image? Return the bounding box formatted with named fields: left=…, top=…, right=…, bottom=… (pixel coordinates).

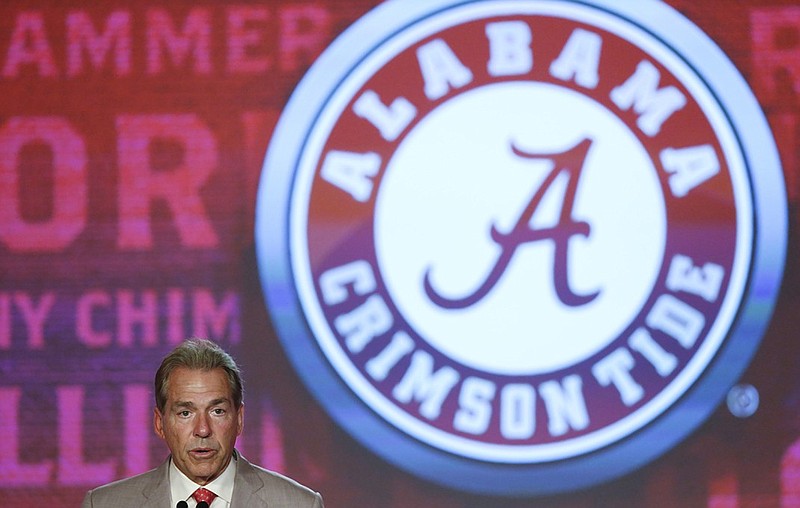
left=1, top=0, right=798, bottom=506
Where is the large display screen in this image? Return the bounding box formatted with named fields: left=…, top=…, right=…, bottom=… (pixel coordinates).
left=2, top=0, right=799, bottom=505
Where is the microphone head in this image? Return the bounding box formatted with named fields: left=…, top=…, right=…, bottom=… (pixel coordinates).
left=197, top=503, right=209, bottom=508
left=177, top=502, right=188, bottom=508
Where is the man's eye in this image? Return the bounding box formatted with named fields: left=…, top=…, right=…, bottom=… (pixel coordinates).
left=178, top=410, right=191, bottom=417
left=212, top=408, right=226, bottom=415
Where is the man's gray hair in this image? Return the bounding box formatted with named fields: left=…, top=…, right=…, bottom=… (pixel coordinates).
left=154, top=338, right=243, bottom=413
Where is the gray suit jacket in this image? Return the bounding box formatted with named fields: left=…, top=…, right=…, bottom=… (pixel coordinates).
left=81, top=452, right=323, bottom=508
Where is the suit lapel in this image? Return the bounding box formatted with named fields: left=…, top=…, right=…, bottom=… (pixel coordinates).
left=231, top=452, right=267, bottom=507
left=142, top=458, right=173, bottom=508
left=142, top=452, right=270, bottom=507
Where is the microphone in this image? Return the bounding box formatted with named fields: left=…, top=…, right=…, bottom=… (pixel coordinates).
left=176, top=502, right=188, bottom=508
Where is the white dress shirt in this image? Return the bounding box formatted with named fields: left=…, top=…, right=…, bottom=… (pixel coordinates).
left=169, top=455, right=236, bottom=508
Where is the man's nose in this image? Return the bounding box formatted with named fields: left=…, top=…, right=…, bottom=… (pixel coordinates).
left=194, top=412, right=211, bottom=437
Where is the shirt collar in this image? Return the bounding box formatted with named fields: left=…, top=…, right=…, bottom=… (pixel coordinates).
left=169, top=453, right=237, bottom=505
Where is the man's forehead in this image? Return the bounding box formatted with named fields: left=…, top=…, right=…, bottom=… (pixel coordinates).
left=166, top=367, right=233, bottom=399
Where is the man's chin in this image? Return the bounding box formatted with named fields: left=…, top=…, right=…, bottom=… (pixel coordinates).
left=186, top=459, right=228, bottom=483
left=189, top=469, right=221, bottom=485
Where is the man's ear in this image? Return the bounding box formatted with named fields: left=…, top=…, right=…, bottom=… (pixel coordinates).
left=153, top=407, right=166, bottom=440
left=237, top=403, right=245, bottom=436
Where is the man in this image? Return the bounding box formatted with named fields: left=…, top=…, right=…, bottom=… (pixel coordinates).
left=82, top=339, right=324, bottom=507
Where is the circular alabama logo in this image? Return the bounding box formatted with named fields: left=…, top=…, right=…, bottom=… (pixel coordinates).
left=255, top=0, right=786, bottom=496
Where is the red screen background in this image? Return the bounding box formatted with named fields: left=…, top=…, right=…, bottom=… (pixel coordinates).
left=1, top=1, right=799, bottom=506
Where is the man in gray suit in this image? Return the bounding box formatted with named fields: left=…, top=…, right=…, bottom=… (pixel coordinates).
left=82, top=339, right=323, bottom=507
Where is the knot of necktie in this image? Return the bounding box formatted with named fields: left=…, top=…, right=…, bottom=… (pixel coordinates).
left=193, top=487, right=217, bottom=506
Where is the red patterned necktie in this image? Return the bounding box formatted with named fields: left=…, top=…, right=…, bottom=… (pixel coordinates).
left=193, top=487, right=217, bottom=506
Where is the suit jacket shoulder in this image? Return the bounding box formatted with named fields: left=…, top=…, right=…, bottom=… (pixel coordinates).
left=232, top=453, right=324, bottom=507
left=82, top=453, right=323, bottom=508
left=81, top=460, right=170, bottom=508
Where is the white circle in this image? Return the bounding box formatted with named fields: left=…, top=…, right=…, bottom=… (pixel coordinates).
left=727, top=384, right=760, bottom=418
left=260, top=0, right=780, bottom=481
left=375, top=82, right=666, bottom=374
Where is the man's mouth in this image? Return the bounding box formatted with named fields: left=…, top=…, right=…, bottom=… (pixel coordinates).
left=189, top=448, right=217, bottom=459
